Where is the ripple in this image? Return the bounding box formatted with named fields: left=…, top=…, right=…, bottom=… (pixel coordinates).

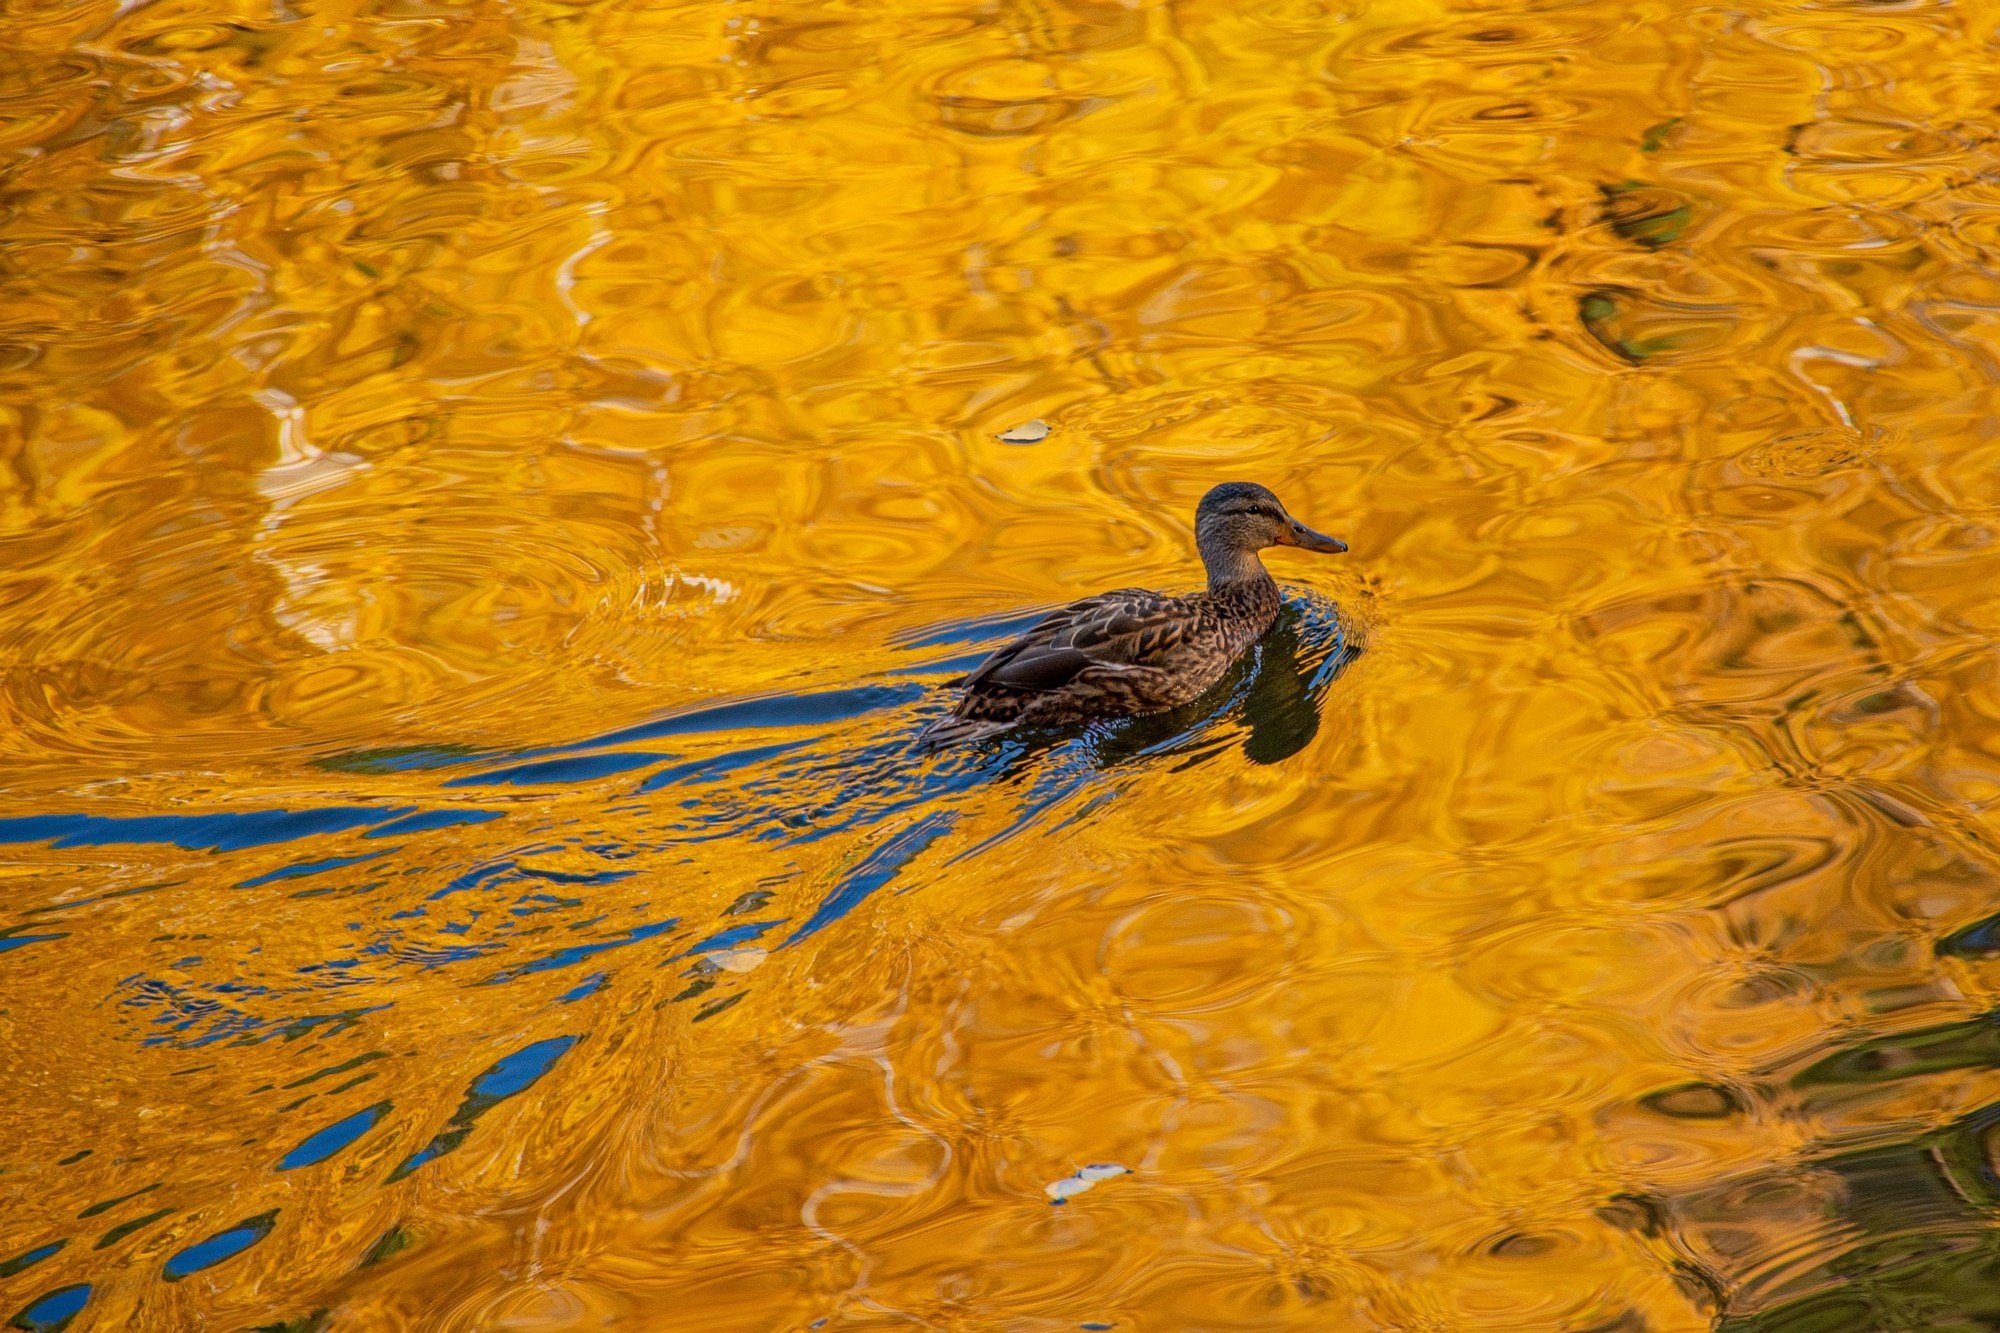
left=5, top=0, right=2000, bottom=1325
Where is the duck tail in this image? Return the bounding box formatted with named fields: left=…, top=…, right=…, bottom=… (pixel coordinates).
left=915, top=711, right=1015, bottom=748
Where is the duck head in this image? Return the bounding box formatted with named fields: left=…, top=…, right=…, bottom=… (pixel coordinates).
left=1195, top=482, right=1346, bottom=585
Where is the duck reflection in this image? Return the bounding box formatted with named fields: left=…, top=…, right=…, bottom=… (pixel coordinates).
left=1069, top=595, right=1359, bottom=769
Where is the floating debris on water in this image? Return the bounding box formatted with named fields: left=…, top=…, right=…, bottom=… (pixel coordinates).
left=1045, top=1163, right=1130, bottom=1205
left=996, top=419, right=1050, bottom=443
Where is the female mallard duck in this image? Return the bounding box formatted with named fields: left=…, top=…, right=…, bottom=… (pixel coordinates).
left=922, top=482, right=1347, bottom=743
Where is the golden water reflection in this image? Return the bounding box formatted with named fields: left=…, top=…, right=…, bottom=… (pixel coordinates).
left=4, top=0, right=2000, bottom=1326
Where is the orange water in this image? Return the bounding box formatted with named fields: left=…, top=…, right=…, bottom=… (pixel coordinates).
left=5, top=0, right=2000, bottom=1327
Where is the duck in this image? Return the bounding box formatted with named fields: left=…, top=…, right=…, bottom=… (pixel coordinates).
left=921, top=482, right=1347, bottom=743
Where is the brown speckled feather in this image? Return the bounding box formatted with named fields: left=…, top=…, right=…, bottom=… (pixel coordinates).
left=923, top=581, right=1278, bottom=742
left=957, top=589, right=1185, bottom=693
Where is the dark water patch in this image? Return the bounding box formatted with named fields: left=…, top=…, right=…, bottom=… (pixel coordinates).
left=1938, top=911, right=2000, bottom=960
left=675, top=919, right=784, bottom=958
left=386, top=1035, right=580, bottom=1182
left=1639, top=1082, right=1745, bottom=1120
left=786, top=812, right=958, bottom=946
left=0, top=808, right=411, bottom=852
left=162, top=1210, right=278, bottom=1281
left=259, top=1005, right=391, bottom=1045
left=7, top=1283, right=89, bottom=1332
left=1716, top=1100, right=2000, bottom=1330
left=78, top=1182, right=160, bottom=1218
left=478, top=919, right=679, bottom=985
left=282, top=1051, right=388, bottom=1090
left=1598, top=181, right=1695, bottom=249
left=55, top=1151, right=89, bottom=1166
left=359, top=1224, right=414, bottom=1267
left=363, top=809, right=504, bottom=839
left=254, top=1311, right=331, bottom=1333
left=636, top=740, right=812, bottom=792
left=378, top=940, right=501, bottom=970
left=724, top=889, right=775, bottom=916
left=693, top=991, right=747, bottom=1022
left=429, top=860, right=516, bottom=901
left=237, top=851, right=392, bottom=889
left=278, top=1102, right=391, bottom=1170
left=444, top=752, right=669, bottom=788
left=561, top=684, right=924, bottom=753
left=94, top=1207, right=172, bottom=1249
left=559, top=972, right=606, bottom=1002
left=1640, top=116, right=1681, bottom=152
left=0, top=1240, right=65, bottom=1279
left=511, top=892, right=583, bottom=917
left=1794, top=1011, right=2000, bottom=1090
left=316, top=745, right=493, bottom=775
left=290, top=879, right=383, bottom=900
left=130, top=1001, right=396, bottom=1053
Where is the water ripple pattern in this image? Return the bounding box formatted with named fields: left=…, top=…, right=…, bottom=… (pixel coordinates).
left=3, top=0, right=2000, bottom=1329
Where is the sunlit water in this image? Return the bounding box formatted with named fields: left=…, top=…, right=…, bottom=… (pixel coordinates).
left=4, top=0, right=2000, bottom=1328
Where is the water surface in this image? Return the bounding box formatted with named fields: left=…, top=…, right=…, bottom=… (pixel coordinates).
left=4, top=0, right=2000, bottom=1328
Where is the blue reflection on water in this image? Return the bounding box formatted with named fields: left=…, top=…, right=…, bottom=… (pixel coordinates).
left=785, top=813, right=958, bottom=946
left=0, top=808, right=410, bottom=852
left=676, top=919, right=786, bottom=958
left=162, top=1211, right=277, bottom=1281
left=446, top=751, right=669, bottom=788
left=386, top=1035, right=581, bottom=1183
left=479, top=919, right=681, bottom=985
left=7, top=596, right=1358, bottom=1321
left=235, top=850, right=392, bottom=889
left=0, top=1239, right=66, bottom=1279
left=277, top=1101, right=392, bottom=1171
left=8, top=1282, right=90, bottom=1331
left=559, top=972, right=607, bottom=1003
left=364, top=809, right=504, bottom=839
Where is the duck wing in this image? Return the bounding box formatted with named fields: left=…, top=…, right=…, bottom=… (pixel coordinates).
left=958, top=589, right=1188, bottom=693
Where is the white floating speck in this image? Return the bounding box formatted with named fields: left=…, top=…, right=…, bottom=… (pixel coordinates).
left=997, top=419, right=1050, bottom=444
left=1045, top=1162, right=1129, bottom=1204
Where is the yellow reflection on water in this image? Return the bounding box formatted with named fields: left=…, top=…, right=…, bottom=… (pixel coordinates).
left=4, top=0, right=2000, bottom=1327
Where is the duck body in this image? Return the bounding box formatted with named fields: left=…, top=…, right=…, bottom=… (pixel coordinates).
left=922, top=482, right=1346, bottom=744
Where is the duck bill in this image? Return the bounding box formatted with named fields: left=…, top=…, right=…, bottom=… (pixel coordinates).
left=1284, top=523, right=1347, bottom=554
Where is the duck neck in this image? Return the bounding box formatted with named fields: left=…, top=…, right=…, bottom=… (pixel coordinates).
left=1199, top=537, right=1275, bottom=600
